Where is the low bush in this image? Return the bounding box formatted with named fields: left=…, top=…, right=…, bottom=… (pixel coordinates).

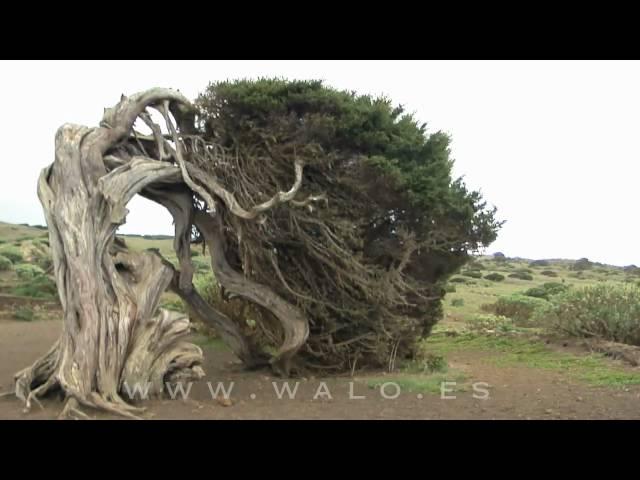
left=423, top=353, right=448, bottom=373
left=12, top=275, right=58, bottom=299
left=30, top=246, right=53, bottom=271
left=524, top=282, right=569, bottom=300
left=540, top=270, right=558, bottom=277
left=0, top=246, right=23, bottom=263
left=0, top=255, right=13, bottom=271
left=15, top=264, right=45, bottom=280
left=449, top=277, right=467, bottom=284
left=461, top=270, right=482, bottom=279
left=508, top=272, right=533, bottom=281
left=529, top=260, right=550, bottom=267
left=481, top=294, right=550, bottom=326
left=541, top=283, right=640, bottom=345
left=511, top=269, right=532, bottom=275
left=14, top=307, right=36, bottom=322
left=570, top=257, right=592, bottom=271
left=466, top=314, right=516, bottom=334
left=484, top=273, right=505, bottom=282
left=450, top=298, right=464, bottom=307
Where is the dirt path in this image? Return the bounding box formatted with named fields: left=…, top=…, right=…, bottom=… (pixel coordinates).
left=1, top=319, right=640, bottom=420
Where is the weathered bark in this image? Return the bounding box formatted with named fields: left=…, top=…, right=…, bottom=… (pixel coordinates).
left=195, top=212, right=309, bottom=377
left=142, top=186, right=265, bottom=368
left=12, top=91, right=204, bottom=419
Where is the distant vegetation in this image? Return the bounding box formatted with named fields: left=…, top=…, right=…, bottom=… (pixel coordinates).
left=0, top=246, right=23, bottom=264
left=0, top=255, right=12, bottom=271
left=440, top=253, right=640, bottom=355
left=484, top=273, right=505, bottom=282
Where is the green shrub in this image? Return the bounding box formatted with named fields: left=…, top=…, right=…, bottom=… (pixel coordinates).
left=482, top=294, right=550, bottom=326
left=443, top=284, right=456, bottom=293
left=514, top=268, right=533, bottom=274
left=484, top=273, right=505, bottom=282
left=15, top=264, right=45, bottom=280
left=30, top=247, right=53, bottom=271
left=190, top=250, right=201, bottom=258
left=529, top=260, right=550, bottom=267
left=540, top=270, right=558, bottom=277
left=541, top=282, right=568, bottom=296
left=450, top=298, right=464, bottom=307
left=570, top=257, right=592, bottom=271
left=524, top=287, right=547, bottom=299
left=461, top=270, right=482, bottom=279
left=423, top=353, right=448, bottom=373
left=0, top=255, right=13, bottom=271
left=0, top=246, right=23, bottom=263
left=508, top=272, right=533, bottom=281
left=191, top=257, right=210, bottom=272
left=542, top=283, right=640, bottom=345
left=12, top=275, right=57, bottom=299
left=14, top=307, right=36, bottom=322
left=524, top=282, right=569, bottom=300
left=449, top=277, right=467, bottom=284
left=466, top=314, right=515, bottom=334
left=0, top=239, right=5, bottom=244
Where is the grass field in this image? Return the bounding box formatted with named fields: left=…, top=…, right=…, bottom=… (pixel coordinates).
left=441, top=255, right=636, bottom=324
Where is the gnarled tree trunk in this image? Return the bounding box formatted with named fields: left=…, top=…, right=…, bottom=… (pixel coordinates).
left=12, top=91, right=205, bottom=419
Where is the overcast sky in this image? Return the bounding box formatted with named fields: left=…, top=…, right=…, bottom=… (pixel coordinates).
left=0, top=60, right=638, bottom=266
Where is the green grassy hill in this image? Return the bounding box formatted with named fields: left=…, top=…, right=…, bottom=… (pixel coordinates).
left=442, top=255, right=638, bottom=325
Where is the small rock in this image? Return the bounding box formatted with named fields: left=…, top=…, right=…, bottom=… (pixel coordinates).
left=545, top=409, right=553, bottom=414
left=576, top=396, right=583, bottom=402
left=215, top=396, right=233, bottom=407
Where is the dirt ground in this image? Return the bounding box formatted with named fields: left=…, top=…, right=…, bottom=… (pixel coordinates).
left=2, top=317, right=640, bottom=420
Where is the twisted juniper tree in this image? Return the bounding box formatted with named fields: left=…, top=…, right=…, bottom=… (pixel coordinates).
left=11, top=80, right=500, bottom=418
